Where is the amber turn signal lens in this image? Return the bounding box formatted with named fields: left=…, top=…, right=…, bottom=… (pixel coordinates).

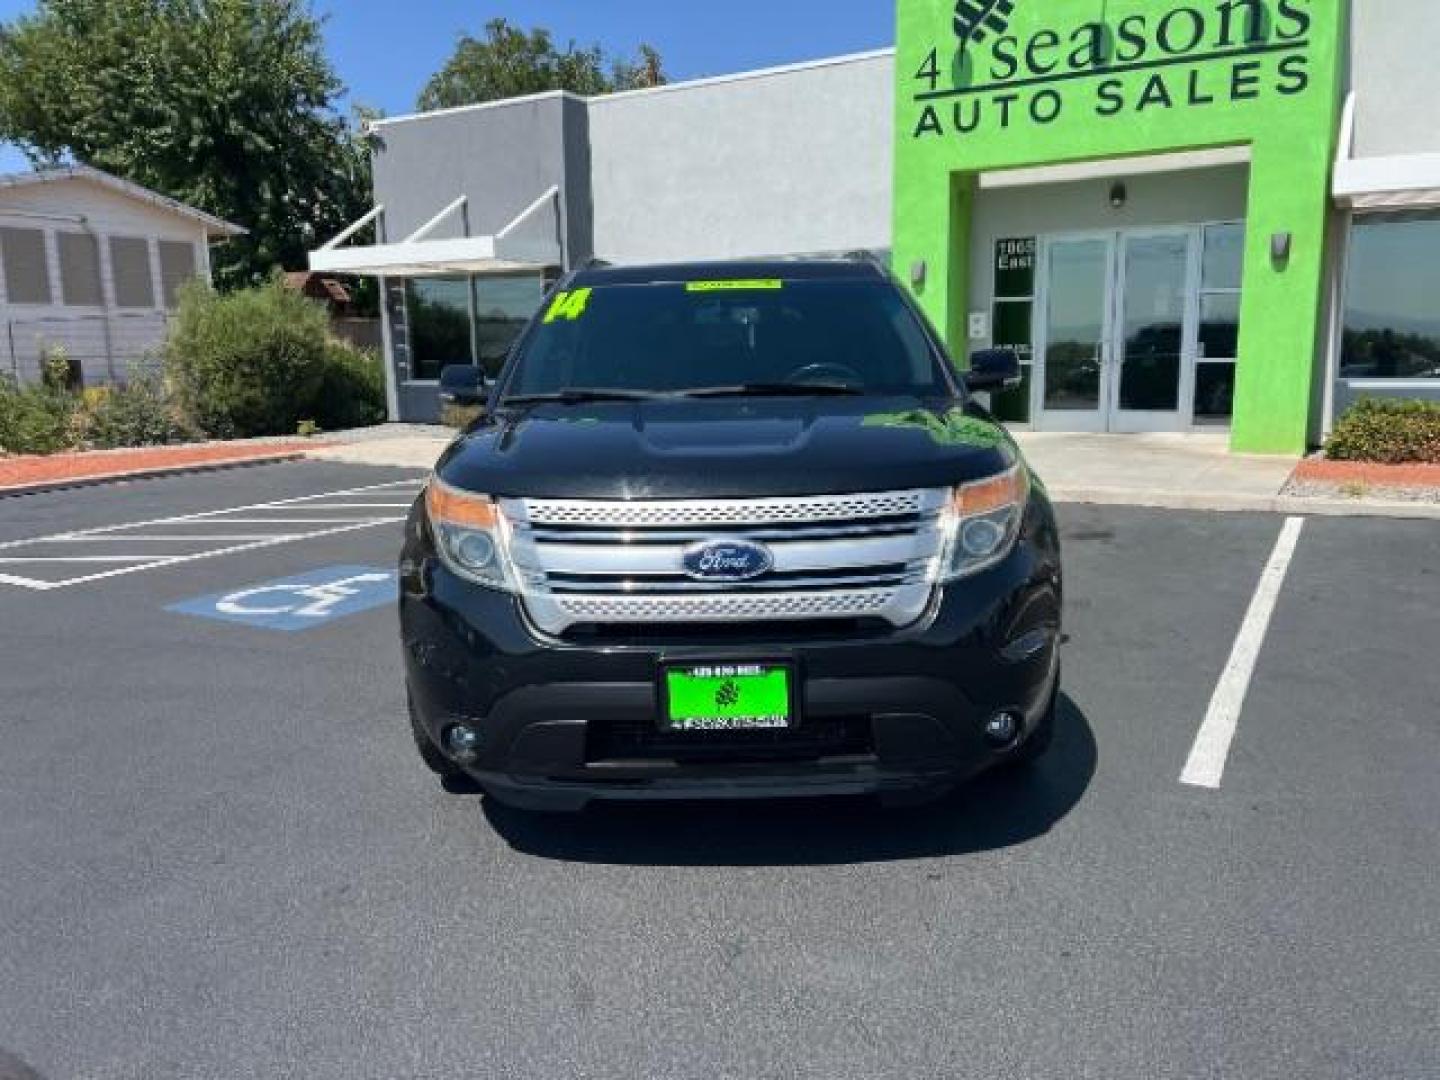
left=953, top=464, right=1028, bottom=515
left=426, top=479, right=500, bottom=530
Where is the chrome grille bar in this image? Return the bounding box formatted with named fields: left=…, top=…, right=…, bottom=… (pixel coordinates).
left=512, top=489, right=946, bottom=528
left=500, top=489, right=949, bottom=634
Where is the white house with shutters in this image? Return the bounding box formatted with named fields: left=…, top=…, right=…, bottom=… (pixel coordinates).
left=0, top=165, right=243, bottom=386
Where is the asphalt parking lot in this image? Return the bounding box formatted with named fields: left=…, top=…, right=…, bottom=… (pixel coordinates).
left=1, top=460, right=1437, bottom=1079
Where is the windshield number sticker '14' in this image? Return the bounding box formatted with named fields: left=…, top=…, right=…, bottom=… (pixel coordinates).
left=544, top=288, right=593, bottom=323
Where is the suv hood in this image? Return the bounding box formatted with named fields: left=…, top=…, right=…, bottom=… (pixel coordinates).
left=436, top=396, right=1020, bottom=500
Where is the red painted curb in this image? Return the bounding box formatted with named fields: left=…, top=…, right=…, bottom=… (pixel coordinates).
left=0, top=448, right=310, bottom=498
left=1293, top=459, right=1440, bottom=488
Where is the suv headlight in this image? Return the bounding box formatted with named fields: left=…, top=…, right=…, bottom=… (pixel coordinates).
left=935, top=463, right=1030, bottom=581
left=425, top=478, right=517, bottom=592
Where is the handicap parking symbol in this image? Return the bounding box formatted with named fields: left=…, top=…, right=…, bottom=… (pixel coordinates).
left=168, top=565, right=397, bottom=631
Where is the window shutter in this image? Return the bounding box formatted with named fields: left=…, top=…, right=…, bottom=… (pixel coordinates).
left=58, top=231, right=104, bottom=307
left=157, top=241, right=199, bottom=309
left=109, top=237, right=157, bottom=309
left=0, top=226, right=53, bottom=305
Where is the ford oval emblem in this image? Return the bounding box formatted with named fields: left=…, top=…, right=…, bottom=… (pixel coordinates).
left=682, top=539, right=774, bottom=582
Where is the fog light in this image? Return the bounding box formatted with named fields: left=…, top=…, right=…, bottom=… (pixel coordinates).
left=984, top=711, right=1022, bottom=748
left=443, top=723, right=482, bottom=763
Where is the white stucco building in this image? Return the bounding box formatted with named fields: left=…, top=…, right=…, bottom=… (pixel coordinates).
left=0, top=164, right=242, bottom=386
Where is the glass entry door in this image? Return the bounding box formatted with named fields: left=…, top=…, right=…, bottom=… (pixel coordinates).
left=1037, top=235, right=1115, bottom=433
left=1034, top=228, right=1201, bottom=433
left=1110, top=229, right=1198, bottom=432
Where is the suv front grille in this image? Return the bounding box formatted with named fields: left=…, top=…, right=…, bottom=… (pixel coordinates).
left=499, top=489, right=949, bottom=636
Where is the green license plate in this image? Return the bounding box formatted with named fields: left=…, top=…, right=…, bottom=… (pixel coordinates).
left=662, top=663, right=793, bottom=732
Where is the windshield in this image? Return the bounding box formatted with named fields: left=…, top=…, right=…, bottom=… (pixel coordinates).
left=502, top=279, right=955, bottom=399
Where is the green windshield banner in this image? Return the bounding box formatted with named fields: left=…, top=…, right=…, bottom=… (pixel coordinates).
left=685, top=279, right=786, bottom=293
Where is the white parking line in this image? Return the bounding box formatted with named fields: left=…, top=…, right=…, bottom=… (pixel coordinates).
left=184, top=517, right=399, bottom=525
left=276, top=503, right=416, bottom=509
left=0, top=479, right=423, bottom=591
left=0, top=479, right=420, bottom=549
left=42, top=535, right=303, bottom=543
left=0, top=555, right=164, bottom=563
left=1181, top=516, right=1306, bottom=790
left=35, top=522, right=399, bottom=589
left=0, top=571, right=57, bottom=590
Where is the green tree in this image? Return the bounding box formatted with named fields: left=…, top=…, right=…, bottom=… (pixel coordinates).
left=419, top=18, right=665, bottom=111
left=0, top=0, right=373, bottom=289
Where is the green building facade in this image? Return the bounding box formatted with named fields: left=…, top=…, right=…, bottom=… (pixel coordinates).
left=894, top=0, right=1346, bottom=453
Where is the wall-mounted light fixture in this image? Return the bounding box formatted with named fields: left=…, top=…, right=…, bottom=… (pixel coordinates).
left=1109, top=182, right=1128, bottom=210
left=911, top=259, right=928, bottom=289
left=1271, top=231, right=1293, bottom=264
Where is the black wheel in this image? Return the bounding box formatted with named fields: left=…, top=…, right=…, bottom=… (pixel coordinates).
left=1002, top=683, right=1058, bottom=770
left=408, top=692, right=467, bottom=782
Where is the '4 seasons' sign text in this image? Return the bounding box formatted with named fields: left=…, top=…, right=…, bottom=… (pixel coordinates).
left=912, top=0, right=1313, bottom=139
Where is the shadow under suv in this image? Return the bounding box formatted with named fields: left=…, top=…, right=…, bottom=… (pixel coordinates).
left=400, top=258, right=1063, bottom=811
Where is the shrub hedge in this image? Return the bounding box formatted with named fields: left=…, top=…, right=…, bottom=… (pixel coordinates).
left=165, top=277, right=332, bottom=438
left=3, top=279, right=386, bottom=455
left=0, top=377, right=77, bottom=455
left=1325, top=397, right=1440, bottom=465
left=83, top=373, right=196, bottom=450
left=165, top=278, right=386, bottom=439
left=312, top=341, right=388, bottom=432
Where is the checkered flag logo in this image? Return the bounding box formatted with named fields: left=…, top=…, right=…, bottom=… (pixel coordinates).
left=954, top=0, right=1016, bottom=44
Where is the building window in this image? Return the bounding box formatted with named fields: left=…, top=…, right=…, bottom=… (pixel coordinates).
left=474, top=275, right=545, bottom=377
left=404, top=273, right=547, bottom=382
left=110, top=237, right=156, bottom=308
left=405, top=277, right=473, bottom=381
left=1195, top=221, right=1244, bottom=424
left=57, top=231, right=103, bottom=307
left=0, top=226, right=53, bottom=305
left=990, top=236, right=1037, bottom=424
left=157, top=240, right=198, bottom=309
left=1341, top=211, right=1440, bottom=381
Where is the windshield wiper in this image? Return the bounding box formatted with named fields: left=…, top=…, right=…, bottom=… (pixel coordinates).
left=500, top=387, right=676, bottom=407
left=679, top=382, right=865, bottom=399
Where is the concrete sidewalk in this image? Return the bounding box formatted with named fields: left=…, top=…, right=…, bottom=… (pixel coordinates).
left=1014, top=432, right=1295, bottom=509
left=306, top=427, right=455, bottom=469
left=1013, top=432, right=1440, bottom=518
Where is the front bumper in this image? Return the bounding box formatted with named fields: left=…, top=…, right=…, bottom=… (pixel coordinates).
left=400, top=499, right=1062, bottom=810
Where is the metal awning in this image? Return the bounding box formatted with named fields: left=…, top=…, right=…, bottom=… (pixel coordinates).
left=308, top=187, right=562, bottom=277
left=1334, top=93, right=1440, bottom=211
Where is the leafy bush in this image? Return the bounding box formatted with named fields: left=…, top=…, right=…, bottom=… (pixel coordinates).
left=82, top=372, right=195, bottom=450
left=312, top=341, right=387, bottom=431
left=441, top=402, right=484, bottom=430
left=165, top=278, right=387, bottom=438
left=1325, top=397, right=1440, bottom=464
left=40, top=343, right=84, bottom=392
left=166, top=277, right=332, bottom=438
left=0, top=377, right=78, bottom=455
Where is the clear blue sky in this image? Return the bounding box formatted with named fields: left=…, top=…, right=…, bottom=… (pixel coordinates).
left=0, top=0, right=895, bottom=171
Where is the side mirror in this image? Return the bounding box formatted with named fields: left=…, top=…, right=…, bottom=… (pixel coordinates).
left=438, top=364, right=488, bottom=406
left=963, top=348, right=1022, bottom=393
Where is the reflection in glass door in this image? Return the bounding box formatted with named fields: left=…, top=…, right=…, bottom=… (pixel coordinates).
left=1111, top=230, right=1197, bottom=432
left=1033, top=227, right=1208, bottom=433
left=1039, top=236, right=1113, bottom=432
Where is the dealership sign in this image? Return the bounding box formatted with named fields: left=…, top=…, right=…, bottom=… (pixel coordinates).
left=912, top=0, right=1314, bottom=138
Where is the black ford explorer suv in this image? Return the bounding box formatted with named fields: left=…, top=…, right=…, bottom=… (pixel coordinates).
left=400, top=258, right=1063, bottom=811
